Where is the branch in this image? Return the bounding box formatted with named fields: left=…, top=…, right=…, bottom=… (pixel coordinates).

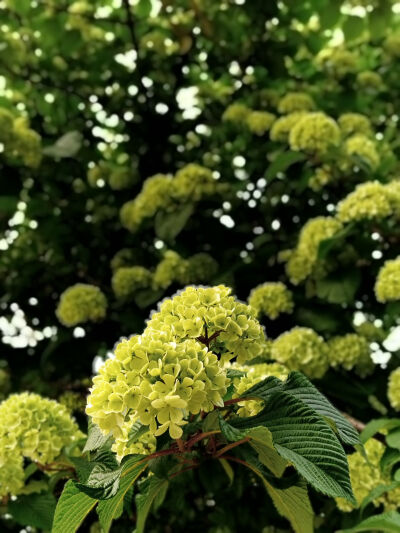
left=122, top=0, right=140, bottom=52
left=341, top=412, right=386, bottom=444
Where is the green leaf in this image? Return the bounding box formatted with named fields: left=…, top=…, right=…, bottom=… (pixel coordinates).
left=380, top=447, right=400, bottom=477
left=219, top=414, right=247, bottom=442
left=97, top=457, right=148, bottom=533
left=360, top=418, right=400, bottom=444
left=226, top=368, right=247, bottom=379
left=295, top=306, right=341, bottom=334
left=232, top=391, right=355, bottom=502
left=42, top=131, right=83, bottom=158
left=8, top=491, right=56, bottom=531
left=338, top=511, right=400, bottom=532
left=266, top=151, right=307, bottom=179
left=264, top=479, right=314, bottom=533
left=134, top=288, right=165, bottom=309
left=154, top=203, right=194, bottom=241
left=127, top=421, right=149, bottom=447
left=343, top=15, right=365, bottom=42
left=52, top=480, right=97, bottom=533
left=315, top=269, right=361, bottom=305
left=247, top=426, right=288, bottom=477
left=136, top=0, right=152, bottom=17
left=75, top=452, right=123, bottom=500
left=317, top=223, right=355, bottom=259
left=135, top=477, right=169, bottom=533
left=318, top=1, right=341, bottom=29
left=202, top=410, right=220, bottom=432
left=242, top=372, right=360, bottom=446
left=83, top=420, right=112, bottom=453
left=387, top=428, right=400, bottom=450
left=218, top=458, right=234, bottom=485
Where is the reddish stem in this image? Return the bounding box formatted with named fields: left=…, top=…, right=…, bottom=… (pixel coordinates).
left=186, top=430, right=220, bottom=450
left=213, top=437, right=250, bottom=458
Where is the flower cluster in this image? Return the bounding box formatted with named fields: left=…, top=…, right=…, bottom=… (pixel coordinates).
left=59, top=391, right=86, bottom=413
left=86, top=286, right=267, bottom=452
left=88, top=161, right=137, bottom=190
left=152, top=250, right=188, bottom=290
left=245, top=111, right=276, bottom=135
left=270, top=111, right=307, bottom=142
left=327, top=334, right=374, bottom=377
left=231, top=362, right=288, bottom=417
left=289, top=112, right=341, bottom=155
left=112, top=266, right=152, bottom=300
left=271, top=327, right=329, bottom=379
left=384, top=34, right=400, bottom=58
left=56, top=284, right=107, bottom=327
left=285, top=217, right=343, bottom=284
left=387, top=367, right=400, bottom=411
left=120, top=164, right=221, bottom=232
left=338, top=113, right=372, bottom=137
left=308, top=165, right=333, bottom=191
left=356, top=71, right=384, bottom=90
left=337, top=181, right=392, bottom=223
left=0, top=109, right=41, bottom=168
left=248, top=282, right=294, bottom=320
left=317, top=48, right=359, bottom=78
left=277, top=92, right=315, bottom=114
left=336, top=439, right=400, bottom=512
left=375, top=257, right=400, bottom=303
left=0, top=393, right=83, bottom=497
left=222, top=103, right=250, bottom=124
left=355, top=321, right=386, bottom=343
left=345, top=134, right=380, bottom=170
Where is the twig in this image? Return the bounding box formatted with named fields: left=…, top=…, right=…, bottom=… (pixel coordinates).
left=213, top=437, right=250, bottom=458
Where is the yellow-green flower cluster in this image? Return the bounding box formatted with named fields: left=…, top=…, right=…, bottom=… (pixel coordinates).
left=59, top=391, right=86, bottom=413
left=0, top=110, right=41, bottom=168
left=248, top=282, right=294, bottom=320
left=88, top=161, right=137, bottom=190
left=338, top=113, right=372, bottom=137
left=111, top=423, right=156, bottom=462
left=384, top=34, right=400, bottom=58
left=184, top=253, right=218, bottom=284
left=86, top=286, right=266, bottom=450
left=308, top=165, right=333, bottom=191
left=327, top=334, right=374, bottom=378
left=152, top=250, right=188, bottom=290
left=355, top=321, right=386, bottom=343
left=245, top=111, right=276, bottom=135
left=337, top=181, right=392, bottom=223
left=0, top=392, right=83, bottom=497
left=385, top=181, right=400, bottom=215
left=289, top=112, right=341, bottom=155
left=110, top=249, right=139, bottom=271
left=317, top=48, right=359, bottom=78
left=270, top=111, right=307, bottom=142
left=375, top=257, right=400, bottom=303
left=336, top=439, right=400, bottom=512
left=112, top=266, right=152, bottom=300
left=120, top=164, right=220, bottom=232
left=148, top=286, right=266, bottom=365
left=277, top=92, right=315, bottom=114
left=285, top=217, right=343, bottom=284
left=222, top=103, right=250, bottom=124
left=387, top=367, right=400, bottom=411
left=231, top=362, right=288, bottom=417
left=345, top=134, right=380, bottom=170
left=271, top=327, right=329, bottom=379
left=56, top=284, right=107, bottom=327
left=356, top=71, right=384, bottom=90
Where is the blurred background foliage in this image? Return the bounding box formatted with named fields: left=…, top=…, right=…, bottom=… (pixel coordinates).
left=2, top=0, right=400, bottom=531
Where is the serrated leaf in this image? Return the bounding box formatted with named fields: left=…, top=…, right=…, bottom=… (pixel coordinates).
left=338, top=511, right=400, bottom=532
left=242, top=372, right=359, bottom=446
left=155, top=203, right=194, bottom=242
left=219, top=414, right=247, bottom=442
left=264, top=479, right=314, bottom=533
left=53, top=480, right=97, bottom=533
left=247, top=426, right=288, bottom=477
left=8, top=491, right=56, bottom=531
left=97, top=457, right=148, bottom=533
left=232, top=391, right=355, bottom=502
left=135, top=477, right=169, bottom=533
left=226, top=368, right=247, bottom=378
left=127, top=421, right=149, bottom=447
left=83, top=420, right=112, bottom=453
left=266, top=151, right=307, bottom=179
left=42, top=131, right=83, bottom=158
